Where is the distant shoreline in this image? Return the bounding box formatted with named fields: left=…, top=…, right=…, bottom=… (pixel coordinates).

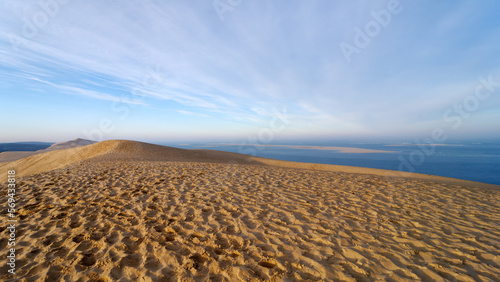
left=386, top=144, right=465, bottom=147
left=197, top=144, right=397, bottom=154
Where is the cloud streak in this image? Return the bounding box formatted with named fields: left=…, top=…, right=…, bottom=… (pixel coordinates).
left=1, top=0, right=499, bottom=141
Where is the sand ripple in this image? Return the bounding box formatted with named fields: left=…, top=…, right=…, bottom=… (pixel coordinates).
left=1, top=161, right=499, bottom=281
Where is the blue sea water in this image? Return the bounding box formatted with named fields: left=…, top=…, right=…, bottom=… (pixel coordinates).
left=169, top=142, right=500, bottom=185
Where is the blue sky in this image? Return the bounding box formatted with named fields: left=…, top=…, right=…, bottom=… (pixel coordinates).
left=1, top=0, right=499, bottom=143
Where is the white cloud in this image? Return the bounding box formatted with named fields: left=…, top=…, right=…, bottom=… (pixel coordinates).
left=1, top=0, right=499, bottom=139
left=28, top=77, right=146, bottom=105
left=176, top=110, right=211, bottom=118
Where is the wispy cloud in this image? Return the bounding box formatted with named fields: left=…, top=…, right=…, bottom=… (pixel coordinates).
left=29, top=77, right=146, bottom=105
left=176, top=110, right=211, bottom=118
left=1, top=0, right=500, bottom=141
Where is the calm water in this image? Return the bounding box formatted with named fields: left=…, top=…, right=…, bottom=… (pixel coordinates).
left=168, top=142, right=500, bottom=185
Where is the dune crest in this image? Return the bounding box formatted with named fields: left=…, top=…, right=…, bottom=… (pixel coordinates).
left=1, top=140, right=498, bottom=190
left=0, top=139, right=499, bottom=280
left=44, top=138, right=96, bottom=152
left=0, top=140, right=260, bottom=180
left=0, top=138, right=96, bottom=163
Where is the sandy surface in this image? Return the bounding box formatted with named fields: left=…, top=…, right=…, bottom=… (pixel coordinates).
left=0, top=138, right=96, bottom=163
left=0, top=151, right=39, bottom=163
left=212, top=144, right=396, bottom=154
left=257, top=145, right=396, bottom=154
left=387, top=144, right=464, bottom=147
left=0, top=140, right=499, bottom=281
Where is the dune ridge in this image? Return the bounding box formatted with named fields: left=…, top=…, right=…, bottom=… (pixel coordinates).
left=44, top=138, right=96, bottom=151
left=1, top=140, right=497, bottom=191
left=0, top=140, right=265, bottom=181
left=0, top=140, right=499, bottom=280
left=0, top=138, right=96, bottom=163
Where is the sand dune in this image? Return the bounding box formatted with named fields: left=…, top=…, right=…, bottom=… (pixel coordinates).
left=202, top=144, right=396, bottom=153
left=0, top=140, right=261, bottom=181
left=0, top=151, right=39, bottom=163
left=250, top=144, right=397, bottom=154
left=1, top=140, right=496, bottom=190
left=0, top=138, right=96, bottom=163
left=44, top=138, right=96, bottom=152
left=0, top=140, right=499, bottom=281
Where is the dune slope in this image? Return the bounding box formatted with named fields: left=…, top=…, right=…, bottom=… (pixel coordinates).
left=0, top=140, right=261, bottom=181
left=1, top=140, right=497, bottom=191
left=0, top=138, right=97, bottom=163
left=0, top=160, right=499, bottom=281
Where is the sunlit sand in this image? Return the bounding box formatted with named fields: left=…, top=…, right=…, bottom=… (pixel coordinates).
left=210, top=144, right=397, bottom=154
left=0, top=140, right=498, bottom=281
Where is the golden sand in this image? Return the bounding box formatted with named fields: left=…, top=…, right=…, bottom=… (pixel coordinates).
left=0, top=138, right=96, bottom=163
left=215, top=144, right=396, bottom=154
left=250, top=145, right=396, bottom=154
left=0, top=140, right=498, bottom=281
